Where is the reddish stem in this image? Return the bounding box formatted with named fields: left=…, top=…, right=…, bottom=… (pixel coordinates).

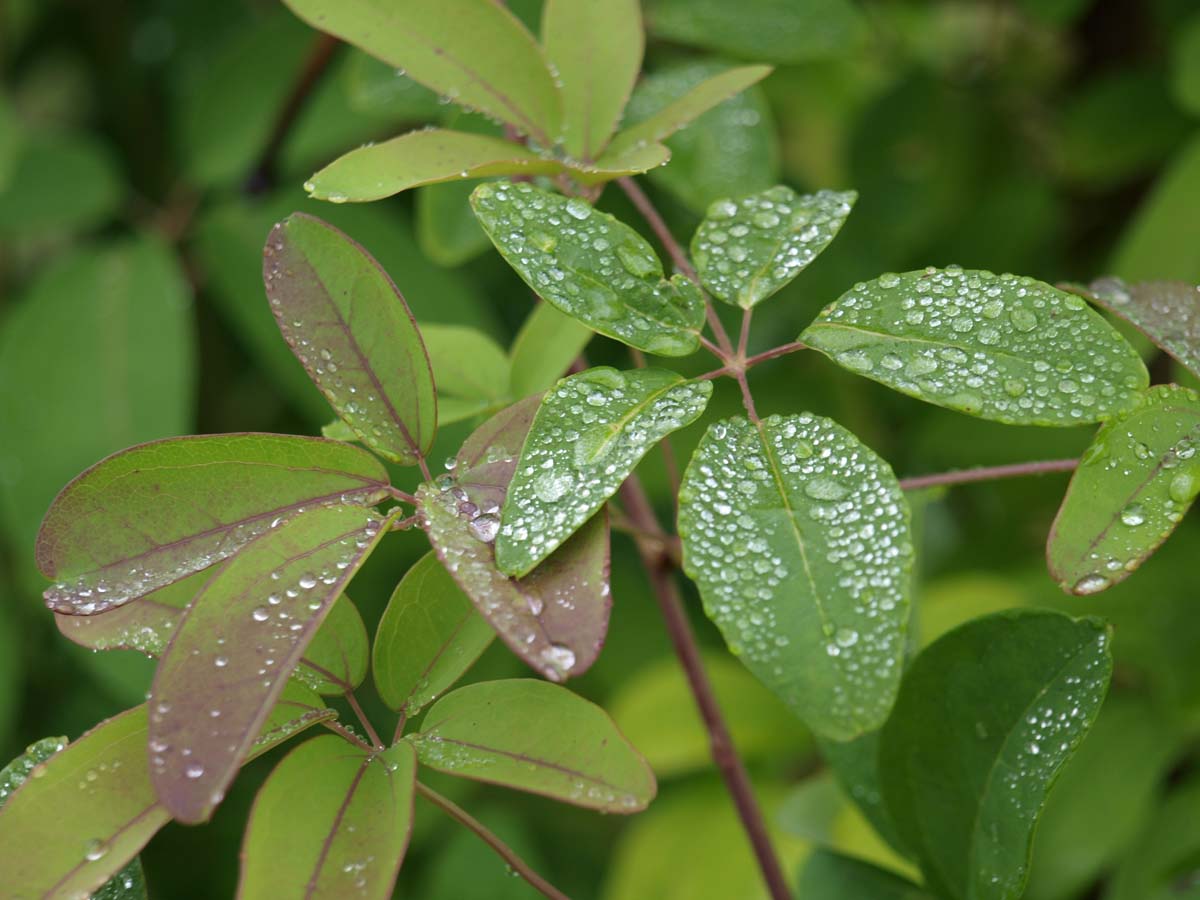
left=899, top=458, right=1079, bottom=491
left=744, top=341, right=806, bottom=369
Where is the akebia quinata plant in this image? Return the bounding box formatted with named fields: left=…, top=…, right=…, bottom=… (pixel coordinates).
left=1, top=1, right=1198, bottom=899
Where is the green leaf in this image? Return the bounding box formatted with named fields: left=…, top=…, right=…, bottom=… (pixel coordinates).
left=418, top=397, right=612, bottom=681
left=818, top=731, right=908, bottom=857
left=0, top=736, right=66, bottom=807
left=421, top=324, right=511, bottom=426
left=0, top=130, right=122, bottom=236
left=1087, top=278, right=1200, bottom=379
left=340, top=50, right=442, bottom=119
left=1107, top=774, right=1200, bottom=900
left=0, top=94, right=20, bottom=190
left=281, top=0, right=561, bottom=143
left=265, top=212, right=437, bottom=464
left=471, top=182, right=706, bottom=356
left=290, top=594, right=371, bottom=695
left=497, top=367, right=711, bottom=576
left=796, top=851, right=934, bottom=900
left=801, top=267, right=1149, bottom=426
left=373, top=552, right=494, bottom=715
left=678, top=413, right=913, bottom=741
left=417, top=180, right=492, bottom=267
left=541, top=0, right=642, bottom=160
left=411, top=679, right=655, bottom=812
left=566, top=141, right=674, bottom=184
left=240, top=736, right=415, bottom=900
left=148, top=505, right=393, bottom=823
left=879, top=610, right=1113, bottom=900
left=509, top=301, right=594, bottom=399
left=89, top=859, right=147, bottom=900
left=1172, top=14, right=1200, bottom=117
left=37, top=434, right=390, bottom=615
left=693, top=186, right=855, bottom=309
left=1048, top=385, right=1200, bottom=595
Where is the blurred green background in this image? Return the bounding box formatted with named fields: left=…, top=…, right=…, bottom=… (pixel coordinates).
left=2, top=0, right=1200, bottom=896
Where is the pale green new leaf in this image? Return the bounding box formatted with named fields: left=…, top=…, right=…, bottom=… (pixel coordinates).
left=420, top=324, right=511, bottom=425
left=801, top=267, right=1149, bottom=426
left=509, top=302, right=593, bottom=399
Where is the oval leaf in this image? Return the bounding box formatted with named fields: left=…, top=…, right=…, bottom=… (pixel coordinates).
left=420, top=324, right=511, bottom=426
left=497, top=367, right=711, bottom=576
left=879, top=610, right=1113, bottom=900
left=470, top=182, right=706, bottom=357
left=38, top=434, right=390, bottom=616
left=239, top=736, right=415, bottom=900
left=1048, top=384, right=1200, bottom=595
left=1088, top=277, right=1200, bottom=379
left=265, top=213, right=436, bottom=463
left=801, top=267, right=1149, bottom=426
left=410, top=679, right=655, bottom=812
left=509, top=301, right=594, bottom=399
left=678, top=413, right=913, bottom=740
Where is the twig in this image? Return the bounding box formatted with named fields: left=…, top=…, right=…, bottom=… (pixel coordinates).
left=391, top=714, right=407, bottom=746
left=735, top=371, right=760, bottom=423
left=744, top=341, right=806, bottom=369
left=738, top=308, right=752, bottom=360
left=899, top=458, right=1079, bottom=491
left=321, top=719, right=375, bottom=754
left=346, top=691, right=384, bottom=750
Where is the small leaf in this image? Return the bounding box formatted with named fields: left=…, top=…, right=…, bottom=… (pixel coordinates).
left=797, top=850, right=934, bottom=900
left=410, top=679, right=655, bottom=812
left=541, top=0, right=642, bottom=160
left=509, top=301, right=593, bottom=399
left=565, top=141, right=674, bottom=184
left=265, top=213, right=437, bottom=464
left=678, top=413, right=913, bottom=740
left=418, top=397, right=612, bottom=681
left=373, top=552, right=494, bottom=715
left=239, top=736, right=416, bottom=900
left=290, top=594, right=371, bottom=695
left=693, top=186, right=855, bottom=309
left=420, top=324, right=511, bottom=426
left=37, top=434, right=390, bottom=615
left=879, top=610, right=1113, bottom=900
left=1048, top=385, right=1200, bottom=595
left=1087, top=277, right=1200, bottom=379
left=801, top=267, right=1149, bottom=426
left=497, top=367, right=711, bottom=576
left=417, top=181, right=492, bottom=268
left=471, top=182, right=706, bottom=356
left=148, top=505, right=392, bottom=823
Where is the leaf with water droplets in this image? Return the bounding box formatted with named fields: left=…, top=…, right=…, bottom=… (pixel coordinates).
left=37, top=434, right=391, bottom=616
left=421, top=324, right=511, bottom=426
left=1087, top=277, right=1200, bottom=379
left=373, top=552, right=494, bottom=715
left=148, top=504, right=393, bottom=824
left=509, top=301, right=594, bottom=399
left=678, top=413, right=913, bottom=741
left=797, top=850, right=934, bottom=900
left=497, top=367, right=711, bottom=576
left=470, top=182, right=706, bottom=357
left=878, top=610, right=1113, bottom=900
left=265, top=213, right=436, bottom=464
left=418, top=397, right=612, bottom=681
left=410, top=679, right=655, bottom=812
left=802, top=267, right=1149, bottom=426
left=239, top=736, right=415, bottom=900
left=693, top=186, right=855, bottom=309
left=1048, top=384, right=1200, bottom=596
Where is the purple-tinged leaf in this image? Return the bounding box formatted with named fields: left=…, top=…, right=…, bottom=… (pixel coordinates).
left=239, top=736, right=416, bottom=900
left=265, top=214, right=437, bottom=465
left=418, top=398, right=612, bottom=682
left=37, top=434, right=390, bottom=616
left=148, top=505, right=392, bottom=824
left=1088, top=277, right=1200, bottom=379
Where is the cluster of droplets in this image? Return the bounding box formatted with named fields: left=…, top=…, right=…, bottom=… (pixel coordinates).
left=805, top=267, right=1147, bottom=425
left=0, top=737, right=66, bottom=806
left=692, top=186, right=855, bottom=308
left=678, top=414, right=912, bottom=731
left=1089, top=277, right=1200, bottom=375
left=471, top=182, right=705, bottom=356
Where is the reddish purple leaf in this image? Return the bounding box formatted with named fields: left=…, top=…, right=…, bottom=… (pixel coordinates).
left=1088, top=277, right=1200, bottom=379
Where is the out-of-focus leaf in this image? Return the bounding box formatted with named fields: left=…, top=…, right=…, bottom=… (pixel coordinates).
left=1088, top=277, right=1200, bottom=379
left=541, top=0, right=642, bottom=160
left=1107, top=775, right=1200, bottom=900
left=148, top=505, right=392, bottom=824
left=418, top=397, right=612, bottom=681
left=340, top=50, right=442, bottom=118
left=796, top=851, right=933, bottom=900
left=1048, top=385, right=1200, bottom=595
left=37, top=434, right=389, bottom=615
left=411, top=679, right=655, bottom=812
left=879, top=610, right=1113, bottom=900
left=373, top=551, right=494, bottom=715
left=0, top=130, right=121, bottom=236
left=281, top=0, right=562, bottom=143
left=693, top=186, right=855, bottom=308
left=1111, top=134, right=1200, bottom=283
left=471, top=182, right=706, bottom=356
left=0, top=95, right=22, bottom=189
left=509, top=302, right=593, bottom=399
left=1173, top=15, right=1200, bottom=117
left=817, top=732, right=907, bottom=856
left=417, top=180, right=491, bottom=267
left=421, top=324, right=511, bottom=425
left=679, top=413, right=913, bottom=741
left=266, top=213, right=437, bottom=464
left=417, top=805, right=547, bottom=900
left=498, top=367, right=710, bottom=576
left=801, top=267, right=1149, bottom=426
left=239, top=736, right=415, bottom=900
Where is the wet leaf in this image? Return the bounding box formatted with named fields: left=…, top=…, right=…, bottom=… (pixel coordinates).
left=801, top=267, right=1149, bottom=426
left=37, top=434, right=390, bottom=616
left=1087, top=277, right=1200, bottom=379
left=420, top=324, right=511, bottom=426
left=509, top=301, right=593, bottom=399
left=265, top=213, right=436, bottom=464
left=796, top=850, right=933, bottom=900
left=879, top=610, right=1113, bottom=900
left=497, top=367, right=711, bottom=576
left=471, top=182, right=706, bottom=356
left=678, top=413, right=913, bottom=741
left=418, top=397, right=612, bottom=681
left=148, top=505, right=392, bottom=823
left=373, top=552, right=494, bottom=715
left=410, top=679, right=655, bottom=812
left=1048, top=385, right=1200, bottom=595
left=0, top=736, right=67, bottom=808
left=693, top=186, right=855, bottom=309
left=290, top=594, right=370, bottom=695
left=240, top=736, right=415, bottom=900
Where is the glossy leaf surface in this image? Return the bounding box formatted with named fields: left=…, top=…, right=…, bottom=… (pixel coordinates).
left=801, top=267, right=1149, bottom=426
left=678, top=413, right=913, bottom=740
left=509, top=302, right=594, bottom=399
left=1088, top=277, right=1200, bottom=379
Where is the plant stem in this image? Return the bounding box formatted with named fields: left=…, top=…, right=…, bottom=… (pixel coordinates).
left=735, top=370, right=761, bottom=423
left=744, top=341, right=806, bottom=368
left=899, top=458, right=1079, bottom=491
left=738, top=308, right=753, bottom=360
left=391, top=714, right=407, bottom=746
left=346, top=691, right=384, bottom=750
left=416, top=782, right=572, bottom=900
left=321, top=719, right=375, bottom=754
